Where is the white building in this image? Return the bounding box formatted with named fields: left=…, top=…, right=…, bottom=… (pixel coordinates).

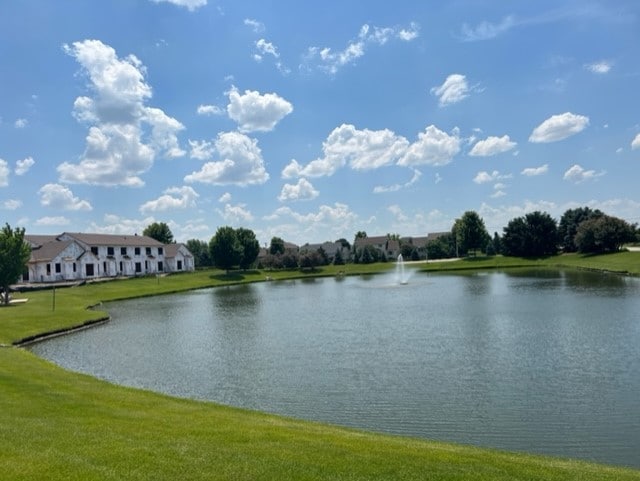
left=23, top=232, right=194, bottom=284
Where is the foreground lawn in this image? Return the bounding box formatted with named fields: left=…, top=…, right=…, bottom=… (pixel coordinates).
left=1, top=251, right=639, bottom=479
left=1, top=348, right=638, bottom=481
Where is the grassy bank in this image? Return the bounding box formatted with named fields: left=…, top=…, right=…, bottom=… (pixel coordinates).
left=1, top=251, right=639, bottom=479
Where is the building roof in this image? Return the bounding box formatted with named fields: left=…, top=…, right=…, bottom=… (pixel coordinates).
left=164, top=243, right=192, bottom=258
left=25, top=235, right=59, bottom=248
left=28, top=240, right=76, bottom=263
left=62, top=232, right=164, bottom=247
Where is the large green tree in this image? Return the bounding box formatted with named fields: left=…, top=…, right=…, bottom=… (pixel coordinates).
left=235, top=228, right=260, bottom=270
left=269, top=236, right=285, bottom=256
left=0, top=224, right=31, bottom=305
left=185, top=239, right=212, bottom=268
left=502, top=211, right=558, bottom=257
left=574, top=215, right=636, bottom=253
left=452, top=211, right=490, bottom=256
left=143, top=222, right=174, bottom=244
left=209, top=226, right=242, bottom=272
left=558, top=207, right=603, bottom=252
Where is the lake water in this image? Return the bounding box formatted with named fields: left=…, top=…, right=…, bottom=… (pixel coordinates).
left=29, top=269, right=640, bottom=468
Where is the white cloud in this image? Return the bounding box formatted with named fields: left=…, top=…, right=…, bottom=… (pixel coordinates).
left=226, top=87, right=293, bottom=133
left=15, top=156, right=35, bottom=175
left=184, top=131, right=269, bottom=186
left=284, top=124, right=410, bottom=178
left=139, top=186, right=199, bottom=214
left=473, top=170, right=511, bottom=184
left=88, top=214, right=155, bottom=235
left=38, top=183, right=92, bottom=211
left=305, top=22, right=419, bottom=74
left=14, top=118, right=28, bottom=129
left=2, top=199, right=22, bottom=210
left=35, top=216, right=71, bottom=226
left=563, top=164, right=605, bottom=183
left=631, top=133, right=640, bottom=150
left=255, top=39, right=279, bottom=58
left=585, top=60, right=612, bottom=74
left=431, top=74, right=472, bottom=106
left=529, top=112, right=590, bottom=143
left=218, top=192, right=232, bottom=203
left=521, top=164, right=549, bottom=176
left=398, top=125, right=461, bottom=167
left=469, top=135, right=517, bottom=156
left=278, top=178, right=319, bottom=202
left=149, top=0, right=206, bottom=11
left=216, top=203, right=254, bottom=223
left=59, top=39, right=184, bottom=186
left=0, top=159, right=11, bottom=186
left=491, top=190, right=507, bottom=198
left=197, top=104, right=224, bottom=116
left=373, top=169, right=421, bottom=193
left=244, top=18, right=265, bottom=33
left=459, top=15, right=517, bottom=41
left=188, top=139, right=215, bottom=160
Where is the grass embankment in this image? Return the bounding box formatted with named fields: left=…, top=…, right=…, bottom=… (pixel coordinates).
left=1, top=251, right=639, bottom=479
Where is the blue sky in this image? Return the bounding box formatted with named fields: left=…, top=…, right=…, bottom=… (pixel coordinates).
left=1, top=0, right=639, bottom=245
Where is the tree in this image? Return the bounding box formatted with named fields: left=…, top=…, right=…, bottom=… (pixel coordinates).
left=427, top=233, right=456, bottom=260
left=269, top=236, right=285, bottom=256
left=235, top=228, right=260, bottom=270
left=209, top=226, right=241, bottom=272
left=574, top=215, right=636, bottom=253
left=558, top=207, right=603, bottom=252
left=185, top=239, right=212, bottom=268
left=143, top=222, right=174, bottom=244
left=353, top=231, right=367, bottom=245
left=502, top=211, right=558, bottom=257
left=0, top=224, right=31, bottom=305
left=452, top=211, right=490, bottom=256
left=333, top=248, right=345, bottom=265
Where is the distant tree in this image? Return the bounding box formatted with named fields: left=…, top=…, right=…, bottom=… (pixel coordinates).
left=357, top=244, right=380, bottom=264
left=353, top=231, right=367, bottom=246
left=333, top=248, right=345, bottom=265
left=0, top=224, right=31, bottom=305
left=185, top=239, right=212, bottom=268
left=209, top=226, right=241, bottom=272
left=335, top=238, right=351, bottom=250
left=502, top=211, right=558, bottom=257
left=492, top=232, right=502, bottom=255
left=427, top=233, right=456, bottom=260
left=143, top=222, right=174, bottom=244
left=452, top=211, right=490, bottom=256
left=387, top=233, right=400, bottom=240
left=269, top=236, right=285, bottom=256
left=574, top=215, right=636, bottom=253
left=558, top=207, right=604, bottom=252
left=280, top=252, right=299, bottom=269
left=236, top=228, right=260, bottom=270
left=316, top=246, right=330, bottom=266
left=400, top=243, right=416, bottom=259
left=299, top=250, right=322, bottom=271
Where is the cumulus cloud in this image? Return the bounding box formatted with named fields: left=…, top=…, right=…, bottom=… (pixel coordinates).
left=373, top=169, right=421, bottom=193
left=431, top=74, right=473, bottom=106
left=216, top=203, right=254, bottom=223
left=585, top=60, right=612, bottom=74
left=218, top=192, right=232, bottom=203
left=0, top=159, right=11, bottom=186
left=149, top=0, right=206, bottom=11
left=632, top=133, right=640, bottom=150
left=255, top=39, right=279, bottom=59
left=398, top=125, right=461, bottom=167
left=197, top=104, right=224, bottom=116
left=184, top=131, right=269, bottom=186
left=38, top=183, right=93, bottom=211
left=58, top=39, right=184, bottom=187
left=14, top=118, right=28, bottom=129
left=278, top=178, right=319, bottom=202
left=529, top=112, right=589, bottom=143
left=15, top=156, right=35, bottom=175
left=226, top=87, right=293, bottom=133
left=2, top=199, right=22, bottom=210
left=563, top=164, right=604, bottom=183
left=35, top=216, right=71, bottom=226
left=87, top=214, right=156, bottom=235
left=139, top=186, right=199, bottom=214
left=521, top=164, right=549, bottom=176
left=469, top=135, right=517, bottom=156
left=473, top=170, right=511, bottom=184
left=305, top=22, right=419, bottom=74
left=459, top=15, right=517, bottom=41
left=244, top=18, right=265, bottom=33
left=188, top=139, right=215, bottom=160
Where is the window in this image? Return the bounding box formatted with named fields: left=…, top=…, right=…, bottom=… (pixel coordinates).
left=86, top=264, right=94, bottom=276
left=119, top=261, right=123, bottom=273
left=158, top=247, right=163, bottom=255
left=145, top=260, right=149, bottom=271
left=55, top=263, right=61, bottom=273
left=107, top=247, right=114, bottom=256
left=46, top=264, right=51, bottom=275
left=146, top=247, right=151, bottom=255
left=158, top=261, right=164, bottom=272
left=103, top=262, right=107, bottom=273
left=135, top=262, right=142, bottom=273
left=91, top=246, right=98, bottom=256
left=134, top=247, right=141, bottom=255
left=73, top=263, right=76, bottom=273
left=177, top=260, right=183, bottom=271
left=121, top=247, right=127, bottom=255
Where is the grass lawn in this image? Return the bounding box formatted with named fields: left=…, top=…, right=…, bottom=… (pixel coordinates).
left=1, top=252, right=639, bottom=479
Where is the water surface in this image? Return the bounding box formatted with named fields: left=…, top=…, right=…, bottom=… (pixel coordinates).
left=29, top=269, right=640, bottom=468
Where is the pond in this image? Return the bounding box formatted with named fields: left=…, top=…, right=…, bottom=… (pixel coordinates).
left=29, top=269, right=640, bottom=468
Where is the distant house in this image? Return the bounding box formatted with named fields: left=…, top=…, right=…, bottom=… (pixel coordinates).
left=22, top=232, right=194, bottom=284
left=353, top=236, right=400, bottom=260
left=299, top=241, right=346, bottom=261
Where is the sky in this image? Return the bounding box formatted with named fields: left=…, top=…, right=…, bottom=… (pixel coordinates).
left=1, top=0, right=639, bottom=246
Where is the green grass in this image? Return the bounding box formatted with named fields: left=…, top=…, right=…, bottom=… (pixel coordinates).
left=1, top=348, right=638, bottom=481
left=1, top=252, right=639, bottom=479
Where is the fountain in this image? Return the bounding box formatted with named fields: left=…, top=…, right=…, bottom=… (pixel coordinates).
left=396, top=254, right=408, bottom=285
